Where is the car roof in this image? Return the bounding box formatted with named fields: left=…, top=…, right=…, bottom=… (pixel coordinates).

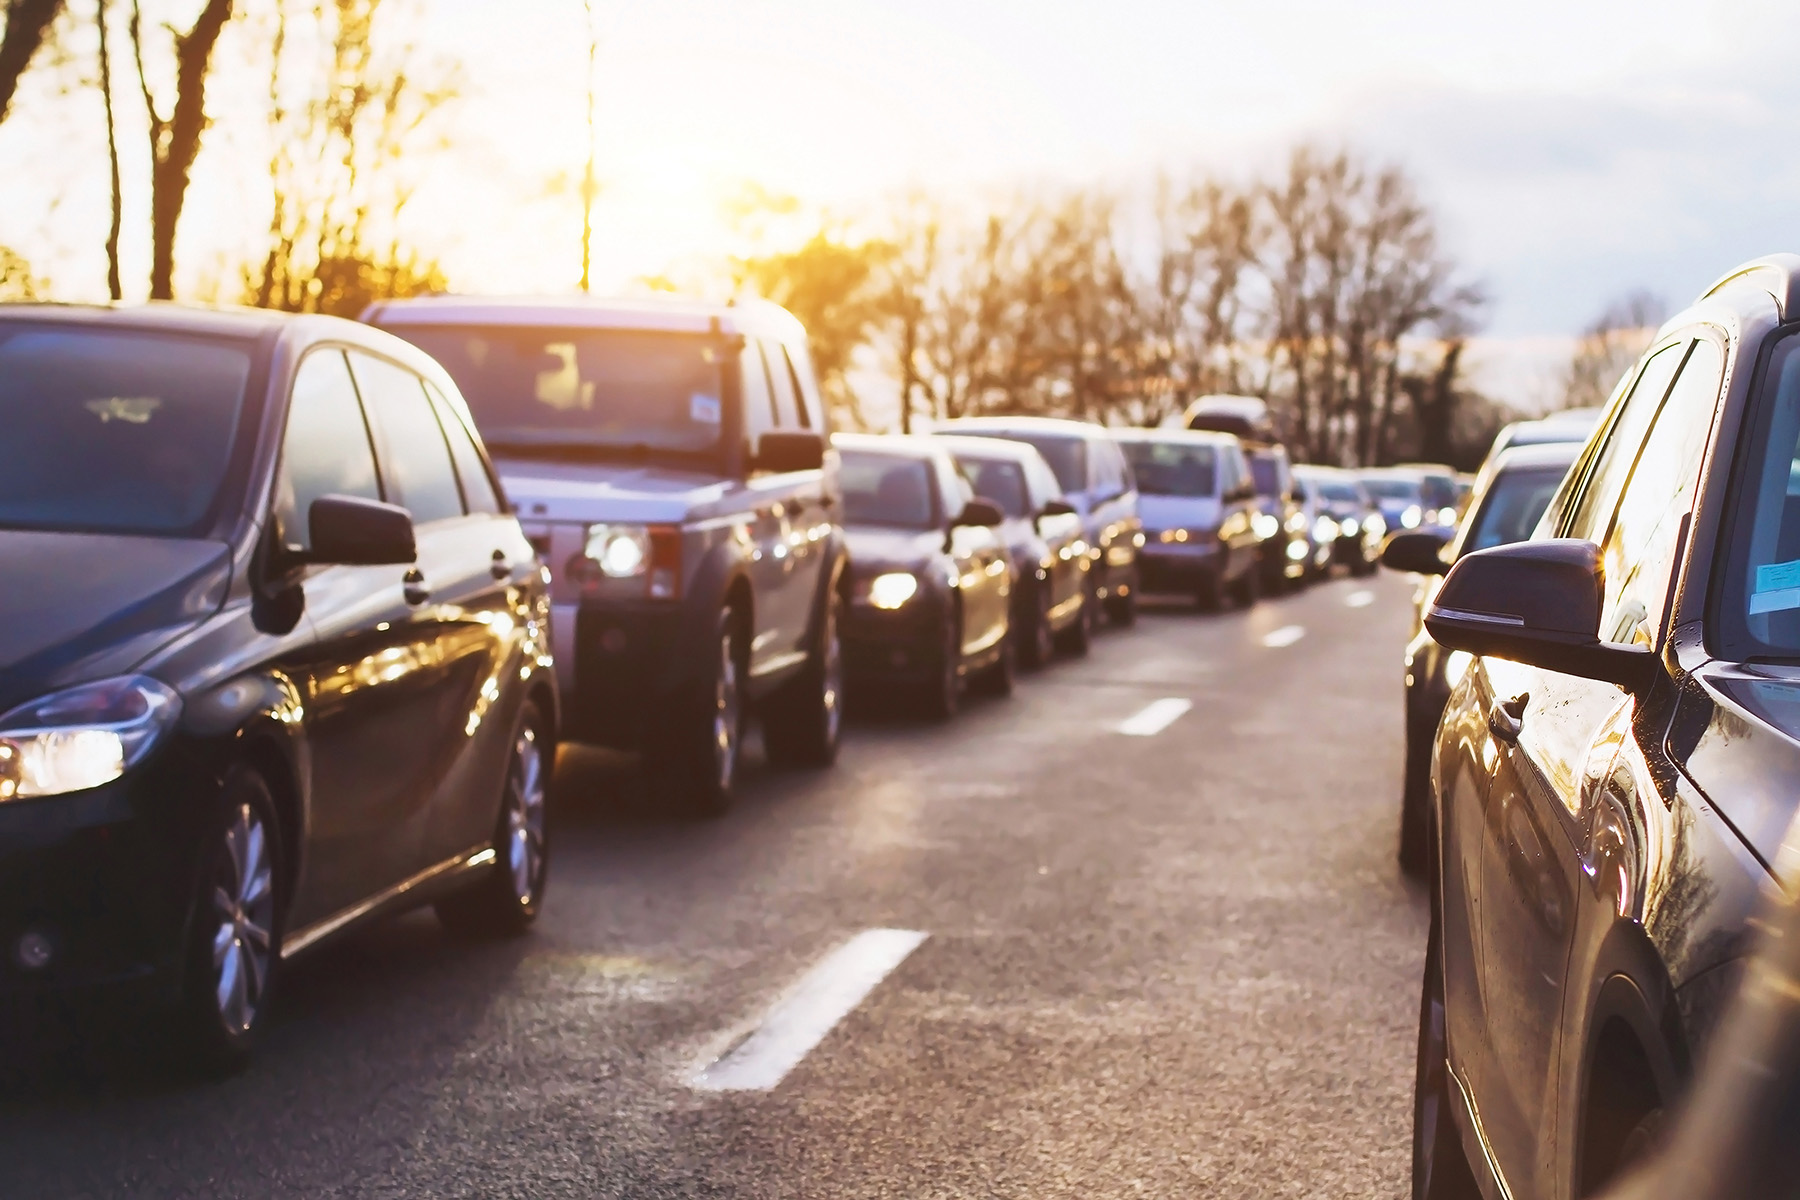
left=832, top=432, right=944, bottom=460
left=0, top=301, right=294, bottom=340
left=939, top=415, right=1109, bottom=440
left=1489, top=440, right=1581, bottom=474
left=1108, top=426, right=1237, bottom=448
left=364, top=293, right=808, bottom=343
left=930, top=433, right=1048, bottom=463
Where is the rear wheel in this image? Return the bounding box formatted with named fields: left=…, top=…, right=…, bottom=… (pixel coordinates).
left=1018, top=584, right=1055, bottom=670
left=437, top=701, right=550, bottom=939
left=763, top=586, right=844, bottom=768
left=1412, top=920, right=1483, bottom=1200
left=649, top=611, right=741, bottom=816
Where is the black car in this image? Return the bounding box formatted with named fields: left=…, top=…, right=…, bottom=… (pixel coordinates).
left=835, top=435, right=1013, bottom=718
left=1410, top=254, right=1800, bottom=1199
left=1383, top=439, right=1579, bottom=877
left=1245, top=443, right=1309, bottom=591
left=934, top=435, right=1090, bottom=666
left=0, top=306, right=557, bottom=1072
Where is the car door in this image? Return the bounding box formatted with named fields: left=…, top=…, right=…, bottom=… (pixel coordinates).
left=735, top=338, right=797, bottom=678
left=940, top=453, right=1009, bottom=658
left=761, top=339, right=832, bottom=661
left=1470, top=336, right=1715, bottom=1193
left=1218, top=446, right=1259, bottom=582
left=1025, top=453, right=1084, bottom=621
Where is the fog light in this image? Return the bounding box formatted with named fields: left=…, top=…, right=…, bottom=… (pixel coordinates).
left=16, top=930, right=52, bottom=971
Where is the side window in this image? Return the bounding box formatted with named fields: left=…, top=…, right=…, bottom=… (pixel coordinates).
left=275, top=349, right=383, bottom=553
left=773, top=343, right=814, bottom=429
left=1091, top=440, right=1119, bottom=497
left=763, top=340, right=801, bottom=429
left=1561, top=342, right=1687, bottom=541
left=1599, top=339, right=1724, bottom=645
left=348, top=351, right=464, bottom=525
left=426, top=381, right=502, bottom=515
left=740, top=340, right=775, bottom=448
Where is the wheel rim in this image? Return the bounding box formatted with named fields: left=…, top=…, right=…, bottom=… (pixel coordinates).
left=211, top=802, right=275, bottom=1035
left=821, top=602, right=843, bottom=745
left=506, top=726, right=547, bottom=906
left=714, top=627, right=740, bottom=790
left=1413, top=935, right=1454, bottom=1197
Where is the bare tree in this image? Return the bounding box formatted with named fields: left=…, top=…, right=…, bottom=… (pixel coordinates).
left=0, top=0, right=63, bottom=124
left=96, top=0, right=121, bottom=298
left=1562, top=289, right=1666, bottom=412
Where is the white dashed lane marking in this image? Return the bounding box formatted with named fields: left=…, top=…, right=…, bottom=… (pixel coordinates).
left=1263, top=625, right=1306, bottom=648
left=1345, top=590, right=1375, bottom=608
left=692, top=929, right=929, bottom=1092
left=1116, top=697, right=1193, bottom=737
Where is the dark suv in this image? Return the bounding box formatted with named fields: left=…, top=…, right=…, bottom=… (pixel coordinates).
left=371, top=297, right=847, bottom=815
left=0, top=305, right=556, bottom=1072
left=1411, top=254, right=1800, bottom=1199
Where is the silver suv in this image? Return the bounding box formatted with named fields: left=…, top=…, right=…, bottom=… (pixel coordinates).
left=369, top=296, right=846, bottom=814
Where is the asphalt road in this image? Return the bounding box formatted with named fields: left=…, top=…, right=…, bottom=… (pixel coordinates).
left=0, top=570, right=1430, bottom=1199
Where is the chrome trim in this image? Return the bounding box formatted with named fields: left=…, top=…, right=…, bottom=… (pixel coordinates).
left=1431, top=605, right=1526, bottom=628
left=282, top=844, right=492, bottom=959
left=1449, top=1061, right=1515, bottom=1200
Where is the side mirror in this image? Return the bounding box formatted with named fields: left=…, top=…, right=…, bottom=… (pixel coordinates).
left=1381, top=528, right=1453, bottom=575
left=1423, top=539, right=1657, bottom=693
left=1036, top=498, right=1076, bottom=528
left=309, top=494, right=417, bottom=565
left=1227, top=483, right=1255, bottom=504
left=954, top=498, right=1005, bottom=528
left=754, top=430, right=825, bottom=474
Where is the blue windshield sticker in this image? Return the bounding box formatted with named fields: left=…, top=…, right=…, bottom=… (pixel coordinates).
left=690, top=393, right=721, bottom=425
left=1749, top=559, right=1800, bottom=614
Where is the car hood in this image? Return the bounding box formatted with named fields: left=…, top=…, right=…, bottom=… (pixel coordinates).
left=1138, top=494, right=1220, bottom=532
left=494, top=458, right=733, bottom=525
left=0, top=530, right=232, bottom=713
left=845, top=525, right=943, bottom=573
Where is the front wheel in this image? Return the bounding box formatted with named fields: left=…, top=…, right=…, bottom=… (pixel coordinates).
left=649, top=610, right=742, bottom=816
left=1018, top=584, right=1055, bottom=670
left=763, top=586, right=844, bottom=768
left=1399, top=709, right=1434, bottom=879
left=1230, top=562, right=1261, bottom=609
left=1055, top=587, right=1091, bottom=656
left=1411, top=921, right=1483, bottom=1200
left=972, top=629, right=1015, bottom=698
left=437, top=700, right=551, bottom=939
left=1105, top=566, right=1138, bottom=626
left=917, top=610, right=962, bottom=720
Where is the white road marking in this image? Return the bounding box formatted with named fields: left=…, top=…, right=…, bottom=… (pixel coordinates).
left=1116, top=697, right=1193, bottom=737
left=1263, top=625, right=1306, bottom=648
left=1345, top=590, right=1375, bottom=608
left=692, top=929, right=928, bottom=1092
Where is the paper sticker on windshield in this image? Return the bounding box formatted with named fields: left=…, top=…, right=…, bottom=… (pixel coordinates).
left=1749, top=559, right=1800, bottom=614
left=690, top=393, right=721, bottom=425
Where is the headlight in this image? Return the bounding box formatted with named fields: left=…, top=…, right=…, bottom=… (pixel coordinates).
left=1401, top=505, right=1422, bottom=529
left=0, top=676, right=181, bottom=800
left=868, top=572, right=919, bottom=610
left=585, top=524, right=650, bottom=578
left=1364, top=513, right=1386, bottom=537
left=571, top=523, right=682, bottom=599
left=1285, top=539, right=1309, bottom=560
left=1437, top=507, right=1458, bottom=526
left=1313, top=516, right=1338, bottom=543
left=1340, top=518, right=1359, bottom=537
left=1158, top=528, right=1190, bottom=543
left=1252, top=513, right=1279, bottom=539
left=1285, top=512, right=1308, bottom=534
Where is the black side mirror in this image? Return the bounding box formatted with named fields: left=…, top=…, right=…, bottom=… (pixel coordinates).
left=754, top=431, right=825, bottom=473
left=1037, top=497, right=1077, bottom=527
left=954, top=498, right=1005, bottom=528
left=309, top=494, right=417, bottom=565
left=1423, top=539, right=1657, bottom=693
left=1381, top=528, right=1453, bottom=575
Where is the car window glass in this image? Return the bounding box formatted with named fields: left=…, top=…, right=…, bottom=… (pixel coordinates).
left=275, top=348, right=382, bottom=552
left=1562, top=342, right=1686, bottom=542
left=775, top=344, right=813, bottom=429
left=739, top=340, right=775, bottom=446
left=839, top=450, right=937, bottom=529
left=1120, top=440, right=1218, bottom=497
left=763, top=339, right=801, bottom=429
left=426, top=380, right=502, bottom=515
left=1465, top=466, right=1568, bottom=553
left=960, top=457, right=1030, bottom=517
left=1249, top=454, right=1282, bottom=497
left=1599, top=339, right=1722, bottom=645
left=349, top=351, right=465, bottom=525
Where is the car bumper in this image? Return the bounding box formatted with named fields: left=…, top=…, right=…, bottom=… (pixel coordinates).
left=843, top=598, right=945, bottom=684
left=566, top=599, right=710, bottom=748
left=1138, top=543, right=1219, bottom=591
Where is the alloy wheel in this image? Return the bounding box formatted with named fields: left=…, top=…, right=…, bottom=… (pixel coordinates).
left=505, top=726, right=548, bottom=906
left=210, top=802, right=275, bottom=1036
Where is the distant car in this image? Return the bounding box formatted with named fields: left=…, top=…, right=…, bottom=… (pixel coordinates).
left=1294, top=465, right=1382, bottom=575
left=937, top=417, right=1143, bottom=626
left=1393, top=462, right=1462, bottom=528
left=1177, top=393, right=1279, bottom=443
left=0, top=304, right=557, bottom=1073
left=1359, top=467, right=1429, bottom=533
left=834, top=435, right=1013, bottom=718
left=1246, top=443, right=1310, bottom=590
left=1287, top=467, right=1341, bottom=581
left=369, top=296, right=847, bottom=817
left=1379, top=440, right=1579, bottom=876
left=1114, top=428, right=1264, bottom=608
left=933, top=434, right=1090, bottom=666
left=1476, top=407, right=1603, bottom=477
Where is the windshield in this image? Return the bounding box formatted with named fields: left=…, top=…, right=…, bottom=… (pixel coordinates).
left=957, top=456, right=1029, bottom=518
left=1418, top=474, right=1459, bottom=509
left=1315, top=479, right=1363, bottom=504
left=839, top=450, right=938, bottom=530
left=1120, top=441, right=1216, bottom=497
left=1362, top=476, right=1421, bottom=502
left=959, top=429, right=1086, bottom=494
left=0, top=324, right=251, bottom=536
left=1464, top=466, right=1567, bottom=553
left=1721, top=333, right=1800, bottom=655
left=386, top=325, right=726, bottom=461
left=1248, top=454, right=1283, bottom=497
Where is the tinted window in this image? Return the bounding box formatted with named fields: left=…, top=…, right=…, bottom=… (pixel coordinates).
left=958, top=456, right=1030, bottom=517
left=0, top=325, right=250, bottom=536
left=1249, top=453, right=1284, bottom=497
left=1015, top=436, right=1085, bottom=494
left=740, top=340, right=776, bottom=444
left=1120, top=441, right=1217, bottom=497
left=1723, top=333, right=1800, bottom=653
left=426, top=381, right=502, bottom=515
left=385, top=326, right=725, bottom=460
left=1418, top=474, right=1458, bottom=509
left=350, top=352, right=464, bottom=525
left=275, top=350, right=382, bottom=552
left=839, top=450, right=937, bottom=530
left=1563, top=342, right=1685, bottom=542
left=1465, top=466, right=1567, bottom=553
left=760, top=340, right=800, bottom=430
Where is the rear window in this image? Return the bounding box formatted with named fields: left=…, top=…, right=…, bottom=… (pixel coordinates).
left=839, top=450, right=938, bottom=530
left=1120, top=441, right=1217, bottom=497
left=957, top=429, right=1086, bottom=494
left=1248, top=453, right=1284, bottom=497
left=956, top=456, right=1030, bottom=518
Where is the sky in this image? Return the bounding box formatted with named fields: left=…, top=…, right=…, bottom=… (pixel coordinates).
left=3, top=0, right=1799, bottom=410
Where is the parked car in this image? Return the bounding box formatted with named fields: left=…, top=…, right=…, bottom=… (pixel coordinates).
left=1246, top=442, right=1310, bottom=591
left=1477, top=406, right=1604, bottom=477
left=933, top=434, right=1090, bottom=665
left=1393, top=462, right=1462, bottom=528
left=1379, top=440, right=1579, bottom=876
left=1360, top=467, right=1430, bottom=533
left=0, top=304, right=557, bottom=1073
left=936, top=417, right=1143, bottom=626
left=1408, top=254, right=1800, bottom=1200
left=1294, top=465, right=1383, bottom=574
left=1287, top=467, right=1341, bottom=581
left=833, top=435, right=1012, bottom=717
left=1114, top=428, right=1264, bottom=609
left=369, top=296, right=846, bottom=816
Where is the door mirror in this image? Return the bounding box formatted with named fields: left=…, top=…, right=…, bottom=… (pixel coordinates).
left=1381, top=529, right=1453, bottom=575
left=309, top=494, right=417, bottom=565
left=954, top=498, right=1005, bottom=528
left=1423, top=539, right=1658, bottom=693
left=754, top=430, right=825, bottom=473
left=1036, top=497, right=1077, bottom=527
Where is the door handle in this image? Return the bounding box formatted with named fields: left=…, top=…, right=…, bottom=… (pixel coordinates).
left=403, top=567, right=430, bottom=606
left=1487, top=693, right=1529, bottom=745
left=490, top=549, right=509, bottom=581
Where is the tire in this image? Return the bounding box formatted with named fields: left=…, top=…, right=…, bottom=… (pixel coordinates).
left=1055, top=588, right=1091, bottom=656
left=1230, top=562, right=1261, bottom=609
left=973, top=629, right=1016, bottom=697
left=1018, top=584, right=1055, bottom=671
left=436, top=700, right=551, bottom=939
left=172, top=765, right=285, bottom=1077
left=1412, top=920, right=1484, bottom=1200
left=1399, top=710, right=1434, bottom=880
left=648, top=609, right=742, bottom=816
left=1105, top=566, right=1138, bottom=626
left=918, top=609, right=961, bottom=720
left=763, top=585, right=844, bottom=768
left=1197, top=569, right=1227, bottom=612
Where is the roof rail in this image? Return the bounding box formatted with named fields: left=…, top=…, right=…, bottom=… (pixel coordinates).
left=1697, top=253, right=1800, bottom=319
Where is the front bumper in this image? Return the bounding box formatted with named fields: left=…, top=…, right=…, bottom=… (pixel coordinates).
left=843, top=594, right=946, bottom=684
left=1138, top=542, right=1219, bottom=592
left=566, top=599, right=708, bottom=748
